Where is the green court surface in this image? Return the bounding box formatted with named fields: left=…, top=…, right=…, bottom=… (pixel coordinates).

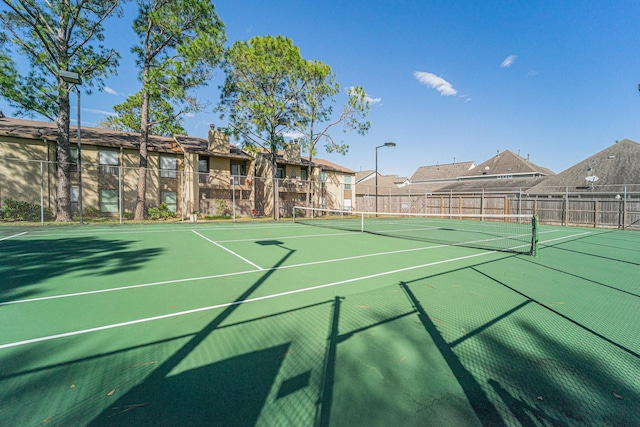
left=0, top=220, right=638, bottom=426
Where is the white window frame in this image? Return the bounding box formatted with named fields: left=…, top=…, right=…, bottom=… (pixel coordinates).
left=100, top=189, right=119, bottom=213
left=161, top=191, right=177, bottom=212
left=99, top=149, right=119, bottom=175
left=160, top=155, right=177, bottom=178
left=344, top=175, right=352, bottom=190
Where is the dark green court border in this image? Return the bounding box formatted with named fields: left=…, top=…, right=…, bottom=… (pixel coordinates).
left=0, top=222, right=638, bottom=426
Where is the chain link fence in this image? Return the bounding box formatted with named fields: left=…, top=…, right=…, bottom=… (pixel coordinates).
left=355, top=185, right=640, bottom=230
left=0, top=158, right=334, bottom=223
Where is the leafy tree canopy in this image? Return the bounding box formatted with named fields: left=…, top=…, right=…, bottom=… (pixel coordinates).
left=0, top=0, right=124, bottom=120
left=132, top=0, right=225, bottom=109
left=97, top=91, right=187, bottom=137
left=218, top=35, right=308, bottom=155
left=0, top=0, right=124, bottom=221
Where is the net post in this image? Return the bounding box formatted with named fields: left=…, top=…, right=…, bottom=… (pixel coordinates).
left=360, top=211, right=364, bottom=232
left=530, top=215, right=539, bottom=257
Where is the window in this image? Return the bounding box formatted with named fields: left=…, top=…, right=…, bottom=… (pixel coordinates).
left=344, top=199, right=352, bottom=210
left=70, top=148, right=78, bottom=172
left=344, top=175, right=352, bottom=190
left=276, top=167, right=285, bottom=179
left=161, top=191, right=177, bottom=212
left=99, top=149, right=119, bottom=175
left=70, top=186, right=79, bottom=212
left=100, top=189, right=118, bottom=213
left=160, top=155, right=177, bottom=178
left=321, top=172, right=327, bottom=182
left=231, top=161, right=246, bottom=177
left=198, top=158, right=208, bottom=184
left=300, top=169, right=307, bottom=180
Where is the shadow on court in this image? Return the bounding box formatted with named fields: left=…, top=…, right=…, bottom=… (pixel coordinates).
left=398, top=254, right=640, bottom=426
left=0, top=237, right=163, bottom=301
left=3, top=230, right=638, bottom=425
left=88, top=240, right=297, bottom=426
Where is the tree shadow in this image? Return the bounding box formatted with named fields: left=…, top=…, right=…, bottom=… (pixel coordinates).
left=88, top=239, right=296, bottom=425
left=398, top=257, right=640, bottom=426
left=0, top=237, right=163, bottom=301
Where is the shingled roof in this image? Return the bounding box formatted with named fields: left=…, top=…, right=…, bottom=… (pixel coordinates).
left=174, top=134, right=250, bottom=159
left=306, top=157, right=355, bottom=174
left=0, top=116, right=251, bottom=159
left=461, top=150, right=554, bottom=178
left=527, top=139, right=640, bottom=193
left=410, top=161, right=475, bottom=182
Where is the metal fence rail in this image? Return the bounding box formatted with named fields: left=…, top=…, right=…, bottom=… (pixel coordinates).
left=355, top=188, right=640, bottom=230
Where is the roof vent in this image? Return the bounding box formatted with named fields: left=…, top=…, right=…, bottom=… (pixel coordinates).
left=0, top=110, right=4, bottom=118
left=608, top=155, right=615, bottom=159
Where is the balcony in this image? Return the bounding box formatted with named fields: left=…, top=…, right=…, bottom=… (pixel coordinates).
left=99, top=165, right=119, bottom=175
left=277, top=177, right=310, bottom=193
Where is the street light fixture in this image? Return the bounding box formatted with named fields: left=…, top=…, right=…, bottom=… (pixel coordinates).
left=375, top=142, right=396, bottom=214
left=60, top=70, right=83, bottom=224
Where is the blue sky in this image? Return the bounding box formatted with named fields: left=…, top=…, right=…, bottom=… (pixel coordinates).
left=3, top=0, right=640, bottom=178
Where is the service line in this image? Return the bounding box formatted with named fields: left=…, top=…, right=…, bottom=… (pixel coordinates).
left=0, top=250, right=494, bottom=350
left=191, top=230, right=264, bottom=270
left=0, top=229, right=584, bottom=307
left=0, top=231, right=27, bottom=241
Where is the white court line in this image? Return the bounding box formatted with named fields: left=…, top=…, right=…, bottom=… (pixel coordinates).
left=22, top=222, right=302, bottom=238
left=0, top=232, right=27, bottom=241
left=0, top=228, right=577, bottom=307
left=538, top=231, right=591, bottom=244
left=0, top=230, right=590, bottom=349
left=0, top=242, right=453, bottom=306
left=0, top=251, right=494, bottom=350
left=191, top=230, right=264, bottom=270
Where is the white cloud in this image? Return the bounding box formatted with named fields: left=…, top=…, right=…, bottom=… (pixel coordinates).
left=83, top=108, right=116, bottom=116
left=283, top=131, right=304, bottom=140
left=501, top=55, right=517, bottom=68
left=413, top=71, right=458, bottom=96
left=526, top=70, right=539, bottom=77
left=347, top=86, right=382, bottom=105
left=102, top=86, right=119, bottom=96
left=365, top=95, right=382, bottom=105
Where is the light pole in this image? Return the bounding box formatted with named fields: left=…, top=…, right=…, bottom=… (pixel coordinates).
left=375, top=142, right=396, bottom=214
left=60, top=70, right=83, bottom=224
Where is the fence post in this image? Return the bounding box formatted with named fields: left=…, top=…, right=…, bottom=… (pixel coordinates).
left=624, top=185, right=628, bottom=228
left=118, top=165, right=123, bottom=224
left=232, top=177, right=236, bottom=221
left=564, top=187, right=568, bottom=226
left=518, top=188, right=522, bottom=215
left=40, top=161, right=44, bottom=226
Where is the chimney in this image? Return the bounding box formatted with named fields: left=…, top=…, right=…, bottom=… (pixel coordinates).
left=208, top=124, right=230, bottom=152
left=283, top=142, right=301, bottom=162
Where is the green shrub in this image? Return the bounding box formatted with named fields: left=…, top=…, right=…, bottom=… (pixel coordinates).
left=1, top=198, right=53, bottom=221
left=148, top=203, right=176, bottom=220
left=83, top=207, right=102, bottom=218
left=215, top=199, right=228, bottom=215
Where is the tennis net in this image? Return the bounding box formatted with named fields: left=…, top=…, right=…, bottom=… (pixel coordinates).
left=293, top=206, right=538, bottom=255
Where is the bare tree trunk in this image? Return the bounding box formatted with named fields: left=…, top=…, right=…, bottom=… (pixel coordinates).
left=306, top=159, right=313, bottom=217
left=134, top=85, right=150, bottom=220
left=272, top=151, right=279, bottom=220
left=55, top=81, right=72, bottom=222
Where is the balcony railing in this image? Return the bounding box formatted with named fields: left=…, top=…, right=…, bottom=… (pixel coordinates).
left=99, top=165, right=119, bottom=175
left=277, top=177, right=310, bottom=192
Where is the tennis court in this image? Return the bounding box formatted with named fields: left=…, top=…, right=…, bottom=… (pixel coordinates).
left=0, top=214, right=638, bottom=426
